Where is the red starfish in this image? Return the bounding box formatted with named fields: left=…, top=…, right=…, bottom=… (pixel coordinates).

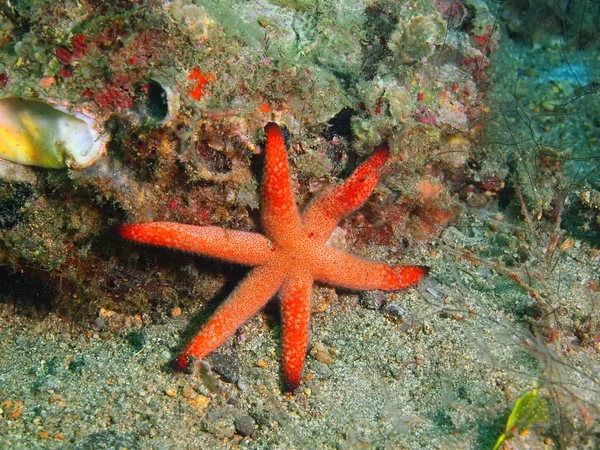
left=117, top=123, right=428, bottom=391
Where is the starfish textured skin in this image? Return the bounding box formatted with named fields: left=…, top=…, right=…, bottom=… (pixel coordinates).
left=117, top=123, right=428, bottom=391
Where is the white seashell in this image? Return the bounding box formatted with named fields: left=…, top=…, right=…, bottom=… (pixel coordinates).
left=0, top=97, right=108, bottom=169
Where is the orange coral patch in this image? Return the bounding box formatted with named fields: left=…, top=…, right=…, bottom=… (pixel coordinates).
left=188, top=67, right=216, bottom=100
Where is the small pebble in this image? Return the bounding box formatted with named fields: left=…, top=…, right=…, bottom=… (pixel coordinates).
left=422, top=322, right=434, bottom=335
left=310, top=343, right=332, bottom=364
left=359, top=291, right=385, bottom=310
left=182, top=388, right=195, bottom=399
left=256, top=359, right=268, bottom=369
left=187, top=394, right=210, bottom=413
left=234, top=413, right=256, bottom=437
left=165, top=387, right=177, bottom=398
left=170, top=306, right=182, bottom=318
left=310, top=360, right=332, bottom=379
left=384, top=303, right=407, bottom=320
left=210, top=352, right=240, bottom=384
left=94, top=318, right=106, bottom=330
left=389, top=365, right=403, bottom=379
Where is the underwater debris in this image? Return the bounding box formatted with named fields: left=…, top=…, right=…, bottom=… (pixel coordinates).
left=0, top=97, right=107, bottom=169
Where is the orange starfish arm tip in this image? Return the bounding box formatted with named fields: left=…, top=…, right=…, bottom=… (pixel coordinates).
left=334, top=142, right=389, bottom=211
left=262, top=122, right=302, bottom=242
left=280, top=272, right=312, bottom=391
left=364, top=142, right=389, bottom=170
left=176, top=265, right=284, bottom=367
left=303, top=143, right=390, bottom=241
left=264, top=121, right=282, bottom=139
left=383, top=265, right=429, bottom=289
left=172, top=354, right=190, bottom=371
left=314, top=247, right=429, bottom=291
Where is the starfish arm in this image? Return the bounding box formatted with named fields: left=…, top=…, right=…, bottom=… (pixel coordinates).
left=262, top=122, right=302, bottom=245
left=279, top=270, right=313, bottom=392
left=313, top=246, right=428, bottom=291
left=116, top=223, right=273, bottom=266
left=175, top=265, right=285, bottom=368
left=302, top=144, right=389, bottom=243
